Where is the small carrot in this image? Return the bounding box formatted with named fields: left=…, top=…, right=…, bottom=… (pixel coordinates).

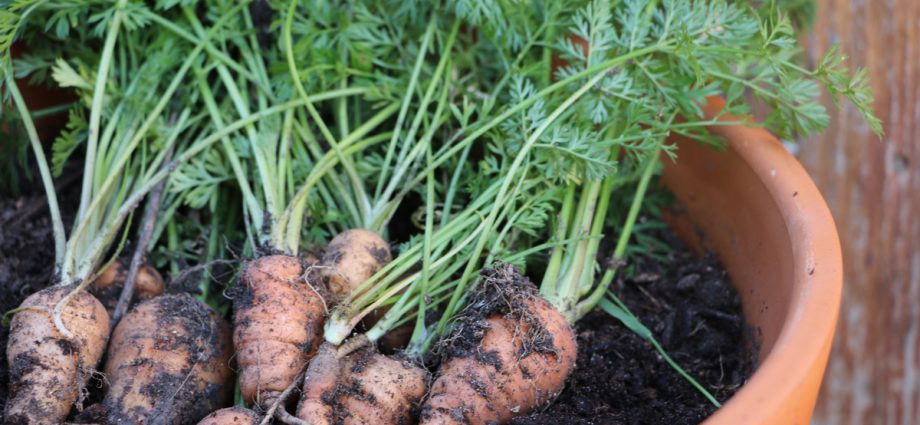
left=321, top=229, right=392, bottom=301
left=4, top=287, right=110, bottom=424
left=90, top=260, right=165, bottom=314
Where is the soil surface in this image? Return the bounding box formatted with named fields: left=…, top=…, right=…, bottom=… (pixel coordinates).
left=512, top=232, right=756, bottom=425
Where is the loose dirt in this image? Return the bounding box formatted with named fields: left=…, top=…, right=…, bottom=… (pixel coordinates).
left=512, top=231, right=756, bottom=425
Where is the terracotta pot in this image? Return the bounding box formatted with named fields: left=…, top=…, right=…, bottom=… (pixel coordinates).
left=661, top=97, right=841, bottom=425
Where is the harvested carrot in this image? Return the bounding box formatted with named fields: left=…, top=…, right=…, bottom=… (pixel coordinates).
left=295, top=342, right=428, bottom=425
left=420, top=265, right=577, bottom=425
left=90, top=260, right=165, bottom=313
left=4, top=286, right=110, bottom=424
left=322, top=229, right=391, bottom=300
left=323, top=228, right=406, bottom=344
left=295, top=343, right=341, bottom=424
left=102, top=293, right=233, bottom=424
left=197, top=407, right=259, bottom=425
left=336, top=347, right=429, bottom=425
left=233, top=255, right=325, bottom=408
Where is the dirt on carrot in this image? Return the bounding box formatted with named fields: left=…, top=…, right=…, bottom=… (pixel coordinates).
left=4, top=285, right=110, bottom=424
left=321, top=228, right=392, bottom=301
left=421, top=263, right=577, bottom=425
left=232, top=254, right=327, bottom=408
left=511, top=231, right=756, bottom=425
left=197, top=406, right=259, bottom=425
left=333, top=346, right=429, bottom=425
left=101, top=293, right=234, bottom=424
left=296, top=342, right=429, bottom=425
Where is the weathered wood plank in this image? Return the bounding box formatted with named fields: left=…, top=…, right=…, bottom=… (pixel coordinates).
left=800, top=1, right=920, bottom=424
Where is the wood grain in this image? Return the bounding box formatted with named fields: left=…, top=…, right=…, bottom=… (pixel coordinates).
left=799, top=1, right=920, bottom=424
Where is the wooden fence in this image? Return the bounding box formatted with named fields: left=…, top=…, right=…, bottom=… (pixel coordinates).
left=800, top=1, right=919, bottom=424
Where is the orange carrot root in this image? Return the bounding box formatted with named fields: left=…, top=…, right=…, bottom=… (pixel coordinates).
left=197, top=406, right=260, bottom=425
left=336, top=347, right=429, bottom=425
left=321, top=228, right=391, bottom=300
left=233, top=255, right=325, bottom=408
left=296, top=344, right=429, bottom=425
left=420, top=264, right=577, bottom=425
left=4, top=286, right=110, bottom=424
left=295, top=343, right=341, bottom=425
left=90, top=260, right=165, bottom=313
left=102, top=293, right=233, bottom=424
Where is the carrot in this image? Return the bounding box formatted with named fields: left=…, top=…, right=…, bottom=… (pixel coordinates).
left=197, top=407, right=259, bottom=425
left=321, top=228, right=391, bottom=300
left=233, top=254, right=325, bottom=408
left=4, top=286, right=110, bottom=424
left=294, top=343, right=340, bottom=424
left=420, top=264, right=577, bottom=425
left=101, top=293, right=233, bottom=424
left=90, top=260, right=165, bottom=314
left=335, top=347, right=429, bottom=425
left=322, top=228, right=413, bottom=349
left=295, top=341, right=429, bottom=425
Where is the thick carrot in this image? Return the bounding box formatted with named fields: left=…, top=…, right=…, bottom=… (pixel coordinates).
left=102, top=293, right=233, bottom=424
left=233, top=255, right=325, bottom=408
left=4, top=286, right=110, bottom=424
left=295, top=343, right=428, bottom=425
left=335, top=347, right=429, bottom=425
left=420, top=265, right=577, bottom=425
left=197, top=407, right=259, bottom=425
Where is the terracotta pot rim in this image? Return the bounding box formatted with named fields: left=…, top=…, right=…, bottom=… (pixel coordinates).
left=675, top=98, right=842, bottom=424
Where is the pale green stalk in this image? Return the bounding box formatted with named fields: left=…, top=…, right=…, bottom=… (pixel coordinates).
left=435, top=69, right=613, bottom=335
left=277, top=102, right=400, bottom=253
left=373, top=20, right=436, bottom=201
left=195, top=70, right=265, bottom=237
left=341, top=218, right=489, bottom=344
left=370, top=22, right=460, bottom=231
left=77, top=89, right=371, bottom=278
left=283, top=0, right=370, bottom=224
left=3, top=70, right=66, bottom=276
left=292, top=118, right=363, bottom=226
left=577, top=146, right=661, bottom=318
left=410, top=140, right=437, bottom=346
left=181, top=6, right=280, bottom=219
left=63, top=2, right=253, bottom=282
left=76, top=0, right=128, bottom=224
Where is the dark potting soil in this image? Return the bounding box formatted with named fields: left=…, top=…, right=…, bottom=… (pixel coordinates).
left=512, top=232, right=757, bottom=425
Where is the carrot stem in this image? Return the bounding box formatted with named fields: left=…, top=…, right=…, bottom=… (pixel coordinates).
left=577, top=145, right=660, bottom=319
left=3, top=69, right=66, bottom=278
